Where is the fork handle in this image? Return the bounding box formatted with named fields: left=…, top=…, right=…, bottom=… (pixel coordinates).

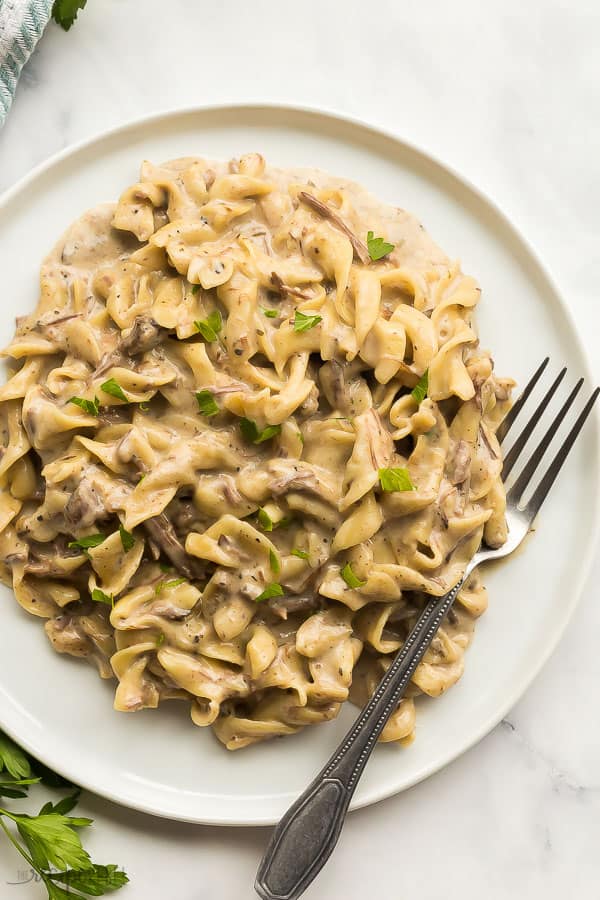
left=255, top=576, right=467, bottom=900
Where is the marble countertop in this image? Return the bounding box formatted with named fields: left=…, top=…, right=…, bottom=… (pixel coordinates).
left=0, top=1, right=599, bottom=897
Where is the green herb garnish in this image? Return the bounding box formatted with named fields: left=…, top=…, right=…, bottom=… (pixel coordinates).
left=257, top=508, right=274, bottom=532
left=239, top=418, right=282, bottom=444
left=293, top=311, right=322, bottom=333
left=118, top=525, right=135, bottom=553
left=291, top=548, right=309, bottom=560
left=52, top=0, right=88, bottom=31
left=100, top=378, right=128, bottom=403
left=139, top=402, right=150, bottom=412
left=341, top=562, right=366, bottom=589
left=191, top=284, right=201, bottom=295
left=91, top=588, right=113, bottom=607
left=0, top=729, right=129, bottom=896
left=269, top=549, right=280, bottom=574
left=366, top=231, right=394, bottom=261
left=69, top=396, right=99, bottom=416
left=262, top=308, right=278, bottom=319
left=195, top=390, right=220, bottom=417
left=156, top=634, right=165, bottom=648
left=255, top=583, right=284, bottom=602
left=155, top=578, right=186, bottom=595
left=194, top=310, right=222, bottom=342
left=378, top=467, right=415, bottom=492
left=411, top=370, right=429, bottom=404
left=68, top=534, right=106, bottom=553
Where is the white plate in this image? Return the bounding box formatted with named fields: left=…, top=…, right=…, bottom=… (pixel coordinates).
left=0, top=105, right=597, bottom=826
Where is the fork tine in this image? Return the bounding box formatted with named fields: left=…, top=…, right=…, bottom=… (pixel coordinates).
left=496, top=357, right=550, bottom=444
left=525, top=388, right=600, bottom=518
left=502, top=367, right=567, bottom=479
left=507, top=378, right=584, bottom=505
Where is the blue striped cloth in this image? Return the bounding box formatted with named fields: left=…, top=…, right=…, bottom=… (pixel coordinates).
left=0, top=0, right=52, bottom=126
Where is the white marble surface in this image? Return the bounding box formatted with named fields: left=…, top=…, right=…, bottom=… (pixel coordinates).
left=0, top=1, right=599, bottom=897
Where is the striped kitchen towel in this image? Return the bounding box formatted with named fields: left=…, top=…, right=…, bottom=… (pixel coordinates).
left=0, top=0, right=52, bottom=126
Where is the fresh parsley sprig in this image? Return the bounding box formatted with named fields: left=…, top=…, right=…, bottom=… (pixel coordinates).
left=0, top=730, right=128, bottom=899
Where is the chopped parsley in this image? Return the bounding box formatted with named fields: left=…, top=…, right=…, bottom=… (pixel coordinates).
left=118, top=525, right=135, bottom=553
left=68, top=534, right=106, bottom=553
left=195, top=389, right=220, bottom=417
left=191, top=284, right=201, bottom=294
left=293, top=310, right=322, bottom=333
left=100, top=378, right=128, bottom=403
left=378, top=467, right=415, bottom=492
left=194, top=310, right=222, bottom=342
left=262, top=308, right=278, bottom=318
left=269, top=549, right=281, bottom=575
left=239, top=418, right=281, bottom=444
left=291, top=548, right=309, bottom=560
left=366, top=230, right=394, bottom=261
left=255, top=583, right=284, bottom=602
left=340, top=562, right=366, bottom=589
left=411, top=370, right=429, bottom=404
left=257, top=508, right=274, bottom=531
left=68, top=396, right=99, bottom=416
left=91, top=588, right=113, bottom=607
left=155, top=578, right=186, bottom=595
left=156, top=633, right=166, bottom=647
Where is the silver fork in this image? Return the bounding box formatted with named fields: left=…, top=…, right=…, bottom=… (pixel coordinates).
left=255, top=359, right=599, bottom=900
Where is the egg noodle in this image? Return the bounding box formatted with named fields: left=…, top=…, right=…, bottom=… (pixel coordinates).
left=0, top=154, right=513, bottom=749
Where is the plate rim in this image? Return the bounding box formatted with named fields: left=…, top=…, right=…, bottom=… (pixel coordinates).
left=0, top=102, right=598, bottom=826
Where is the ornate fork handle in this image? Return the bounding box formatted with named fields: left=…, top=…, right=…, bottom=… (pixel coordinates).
left=255, top=573, right=468, bottom=900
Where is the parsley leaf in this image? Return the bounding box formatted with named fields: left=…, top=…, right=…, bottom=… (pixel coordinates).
left=291, top=548, right=309, bottom=560
left=156, top=634, right=165, bottom=648
left=255, top=583, right=284, bottom=602
left=341, top=562, right=366, bottom=589
left=155, top=578, right=186, bottom=595
left=411, top=370, right=429, bottom=404
left=3, top=809, right=93, bottom=872
left=69, top=396, right=99, bottom=416
left=91, top=589, right=113, bottom=607
left=378, top=467, right=415, bottom=492
left=52, top=0, right=88, bottom=31
left=100, top=378, right=128, bottom=403
left=239, top=418, right=281, bottom=444
left=257, top=508, right=273, bottom=531
left=118, top=525, right=135, bottom=553
left=68, top=534, right=106, bottom=553
left=366, top=230, right=395, bottom=261
left=293, top=311, right=322, bottom=333
left=48, top=863, right=129, bottom=895
left=262, top=308, right=278, bottom=318
left=269, top=549, right=280, bottom=575
left=195, top=390, right=220, bottom=417
left=190, top=284, right=201, bottom=295
left=194, top=310, right=222, bottom=342
left=0, top=734, right=31, bottom=780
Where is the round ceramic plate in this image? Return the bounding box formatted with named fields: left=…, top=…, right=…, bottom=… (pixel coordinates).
left=0, top=105, right=597, bottom=826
